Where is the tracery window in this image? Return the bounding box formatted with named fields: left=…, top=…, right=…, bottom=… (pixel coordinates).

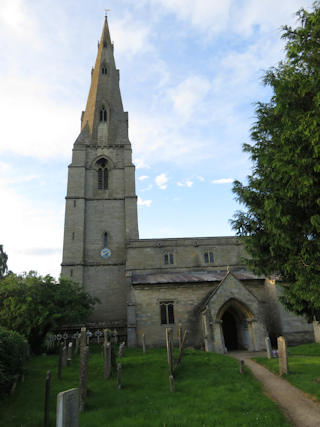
left=160, top=301, right=175, bottom=324
left=99, top=105, right=107, bottom=122
left=96, top=158, right=108, bottom=190
left=204, top=251, right=214, bottom=263
left=164, top=253, right=174, bottom=265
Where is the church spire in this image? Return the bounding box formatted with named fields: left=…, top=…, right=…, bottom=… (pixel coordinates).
left=80, top=16, right=128, bottom=145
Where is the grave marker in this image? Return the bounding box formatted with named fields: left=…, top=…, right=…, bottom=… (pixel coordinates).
left=117, top=363, right=122, bottom=390
left=119, top=342, right=125, bottom=358
left=277, top=336, right=289, bottom=375
left=142, top=333, right=146, bottom=354
left=79, top=346, right=89, bottom=412
left=104, top=342, right=112, bottom=379
left=62, top=346, right=68, bottom=367
left=265, top=336, right=272, bottom=359
left=44, top=370, right=51, bottom=427
left=56, top=388, right=79, bottom=427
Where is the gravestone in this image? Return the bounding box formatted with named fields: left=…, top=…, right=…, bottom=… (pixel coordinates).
left=277, top=336, right=289, bottom=375
left=56, top=388, right=79, bottom=427
left=103, top=342, right=112, bottom=379
left=80, top=327, right=86, bottom=350
left=117, top=363, right=122, bottom=390
left=62, top=346, right=68, bottom=367
left=239, top=360, right=244, bottom=374
left=265, top=336, right=272, bottom=359
left=68, top=342, right=73, bottom=361
left=119, top=342, right=125, bottom=358
left=79, top=346, right=89, bottom=412
left=142, top=333, right=146, bottom=354
left=58, top=344, right=63, bottom=379
left=44, top=371, right=51, bottom=427
left=165, top=328, right=174, bottom=375
left=113, top=329, right=118, bottom=344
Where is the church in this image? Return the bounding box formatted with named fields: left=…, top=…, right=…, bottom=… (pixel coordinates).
left=61, top=17, right=314, bottom=352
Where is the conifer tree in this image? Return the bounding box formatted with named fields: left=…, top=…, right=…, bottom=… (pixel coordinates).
left=231, top=3, right=320, bottom=321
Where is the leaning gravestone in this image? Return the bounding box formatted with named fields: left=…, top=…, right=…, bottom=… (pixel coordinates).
left=104, top=342, right=112, bottom=379
left=79, top=346, right=89, bottom=412
left=277, top=336, right=289, bottom=375
left=56, top=388, right=79, bottom=427
left=265, top=336, right=272, bottom=359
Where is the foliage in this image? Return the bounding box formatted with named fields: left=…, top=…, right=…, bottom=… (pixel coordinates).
left=0, top=245, right=8, bottom=280
left=0, top=272, right=98, bottom=354
left=0, top=326, right=28, bottom=396
left=231, top=3, right=320, bottom=321
left=0, top=347, right=290, bottom=426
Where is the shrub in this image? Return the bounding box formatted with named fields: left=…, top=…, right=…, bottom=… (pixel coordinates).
left=0, top=326, right=28, bottom=395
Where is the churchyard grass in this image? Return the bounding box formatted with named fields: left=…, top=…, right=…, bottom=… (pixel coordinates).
left=0, top=347, right=290, bottom=426
left=253, top=343, right=320, bottom=402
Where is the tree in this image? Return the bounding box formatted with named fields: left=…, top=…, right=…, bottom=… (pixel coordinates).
left=231, top=3, right=320, bottom=322
left=0, top=245, right=8, bottom=280
left=0, top=272, right=98, bottom=353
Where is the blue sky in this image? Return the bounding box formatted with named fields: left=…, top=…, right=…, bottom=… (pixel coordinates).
left=0, top=0, right=314, bottom=277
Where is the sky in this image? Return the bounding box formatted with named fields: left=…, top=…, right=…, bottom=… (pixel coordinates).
left=0, top=0, right=315, bottom=278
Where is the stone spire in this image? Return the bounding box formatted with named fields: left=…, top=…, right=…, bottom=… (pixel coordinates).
left=80, top=16, right=128, bottom=146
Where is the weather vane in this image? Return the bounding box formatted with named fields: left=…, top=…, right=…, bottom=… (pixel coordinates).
left=105, top=8, right=110, bottom=16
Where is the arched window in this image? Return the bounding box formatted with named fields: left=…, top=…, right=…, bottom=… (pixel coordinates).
left=104, top=232, right=108, bottom=248
left=164, top=253, right=174, bottom=265
left=102, top=64, right=107, bottom=74
left=96, top=158, right=108, bottom=190
left=99, top=105, right=107, bottom=122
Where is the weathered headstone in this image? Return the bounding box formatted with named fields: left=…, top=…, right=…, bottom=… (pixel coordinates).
left=79, top=346, right=89, bottom=412
left=119, top=342, right=125, bottom=358
left=239, top=360, right=244, bottom=374
left=68, top=342, right=73, bottom=361
left=58, top=344, right=63, bottom=379
left=165, top=328, right=174, bottom=375
left=277, top=336, right=289, bottom=375
left=80, top=327, right=86, bottom=350
left=103, top=329, right=109, bottom=345
left=56, top=388, right=79, bottom=427
left=44, top=370, right=51, bottom=427
left=74, top=336, right=79, bottom=356
left=62, top=346, right=68, bottom=367
left=142, top=333, right=146, bottom=354
left=178, top=324, right=182, bottom=350
left=103, top=342, right=112, bottom=379
left=265, top=336, right=272, bottom=359
left=117, top=363, right=122, bottom=390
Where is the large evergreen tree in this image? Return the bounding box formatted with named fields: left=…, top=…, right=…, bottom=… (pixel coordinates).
left=231, top=3, right=320, bottom=321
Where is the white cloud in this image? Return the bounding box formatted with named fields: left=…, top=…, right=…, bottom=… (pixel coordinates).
left=134, top=158, right=151, bottom=169
left=197, top=176, right=205, bottom=182
left=137, top=196, right=152, bottom=207
left=111, top=16, right=151, bottom=57
left=186, top=180, right=193, bottom=187
left=168, top=76, right=211, bottom=121
left=212, top=178, right=234, bottom=184
left=138, top=175, right=149, bottom=181
left=177, top=182, right=184, bottom=187
left=177, top=180, right=193, bottom=187
left=141, top=184, right=153, bottom=192
left=155, top=173, right=169, bottom=190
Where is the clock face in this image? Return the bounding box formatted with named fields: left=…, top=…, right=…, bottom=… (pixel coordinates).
left=100, top=247, right=111, bottom=259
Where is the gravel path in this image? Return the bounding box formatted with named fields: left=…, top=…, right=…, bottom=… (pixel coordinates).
left=231, top=351, right=320, bottom=427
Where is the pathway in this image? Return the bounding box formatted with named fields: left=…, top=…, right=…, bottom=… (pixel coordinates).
left=231, top=351, right=320, bottom=427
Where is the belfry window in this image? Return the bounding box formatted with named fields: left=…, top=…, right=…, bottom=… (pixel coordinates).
left=160, top=301, right=175, bottom=324
left=99, top=105, right=107, bottom=122
left=102, top=65, right=107, bottom=74
left=164, top=253, right=174, bottom=265
left=96, top=158, right=108, bottom=190
left=204, top=251, right=214, bottom=263
left=104, top=232, right=108, bottom=248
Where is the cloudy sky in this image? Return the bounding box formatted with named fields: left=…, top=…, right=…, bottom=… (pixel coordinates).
left=0, top=0, right=314, bottom=277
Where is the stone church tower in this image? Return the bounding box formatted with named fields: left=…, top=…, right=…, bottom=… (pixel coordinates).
left=61, top=17, right=139, bottom=324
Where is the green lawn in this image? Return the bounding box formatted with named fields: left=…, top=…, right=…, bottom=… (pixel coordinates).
left=0, top=347, right=290, bottom=426
left=254, top=343, right=320, bottom=402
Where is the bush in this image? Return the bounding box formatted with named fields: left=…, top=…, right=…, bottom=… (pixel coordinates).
left=0, top=326, right=28, bottom=395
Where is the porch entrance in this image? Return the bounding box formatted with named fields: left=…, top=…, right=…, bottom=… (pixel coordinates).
left=222, top=310, right=238, bottom=351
